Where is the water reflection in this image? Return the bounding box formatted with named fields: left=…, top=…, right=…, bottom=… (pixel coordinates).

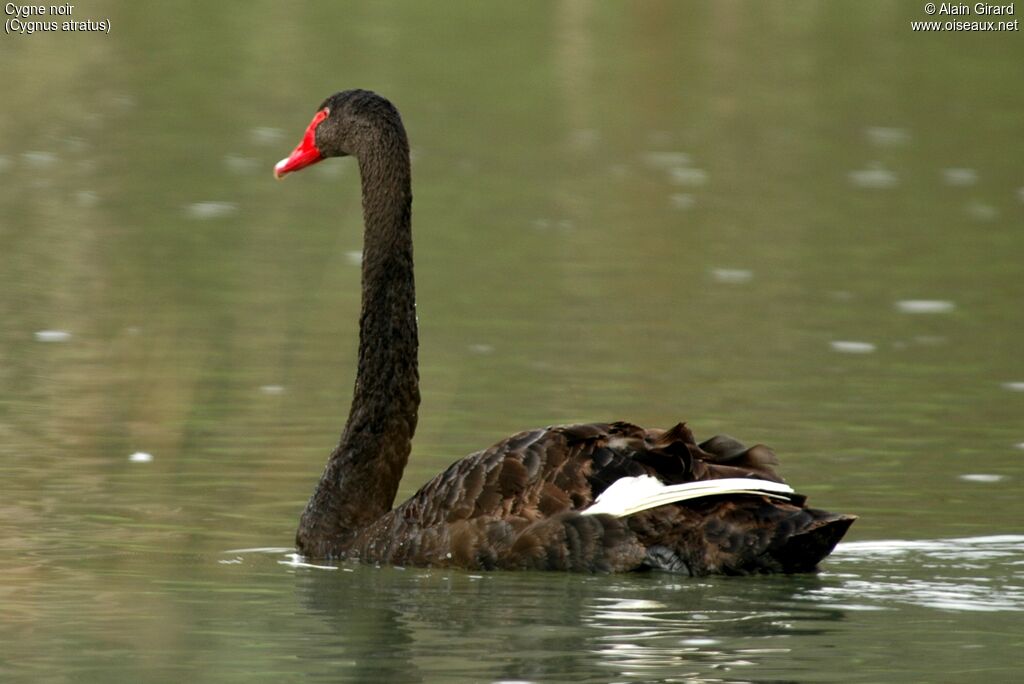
left=241, top=549, right=852, bottom=682
left=206, top=536, right=1024, bottom=681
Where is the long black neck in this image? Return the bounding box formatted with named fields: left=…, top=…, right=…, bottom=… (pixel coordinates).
left=297, top=117, right=419, bottom=557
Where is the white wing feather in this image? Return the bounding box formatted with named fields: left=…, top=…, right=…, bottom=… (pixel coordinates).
left=580, top=475, right=795, bottom=518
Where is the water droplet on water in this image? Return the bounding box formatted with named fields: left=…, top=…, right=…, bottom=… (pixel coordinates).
left=260, top=385, right=285, bottom=395
left=964, top=201, right=998, bottom=221
left=1002, top=382, right=1024, bottom=392
left=668, top=167, right=708, bottom=187
left=895, top=300, right=955, bottom=314
left=113, top=94, right=136, bottom=110
left=34, top=330, right=71, bottom=342
left=345, top=251, right=363, bottom=266
left=129, top=452, right=153, bottom=463
left=848, top=166, right=898, bottom=189
left=641, top=151, right=692, bottom=168
left=184, top=201, right=237, bottom=220
left=64, top=136, right=88, bottom=153
left=468, top=344, right=494, bottom=355
left=942, top=168, right=977, bottom=186
left=865, top=127, right=910, bottom=146
left=569, top=128, right=599, bottom=150
left=670, top=193, right=695, bottom=210
left=830, top=341, right=876, bottom=354
left=249, top=127, right=284, bottom=145
left=223, top=153, right=257, bottom=174
left=913, top=335, right=946, bottom=346
left=75, top=190, right=99, bottom=207
left=710, top=268, right=753, bottom=284
left=959, top=474, right=1004, bottom=483
left=607, top=163, right=629, bottom=179
left=22, top=151, right=58, bottom=169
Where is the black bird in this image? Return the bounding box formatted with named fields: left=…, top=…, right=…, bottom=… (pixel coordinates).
left=275, top=89, right=855, bottom=574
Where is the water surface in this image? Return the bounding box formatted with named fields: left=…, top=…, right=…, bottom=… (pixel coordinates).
left=1, top=2, right=1022, bottom=681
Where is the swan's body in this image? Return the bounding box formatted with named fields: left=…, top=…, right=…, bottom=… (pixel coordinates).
left=276, top=90, right=854, bottom=574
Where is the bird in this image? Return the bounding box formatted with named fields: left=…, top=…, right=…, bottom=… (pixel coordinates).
left=274, top=89, right=855, bottom=575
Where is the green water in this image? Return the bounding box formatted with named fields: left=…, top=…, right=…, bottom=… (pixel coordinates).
left=2, top=1, right=1022, bottom=681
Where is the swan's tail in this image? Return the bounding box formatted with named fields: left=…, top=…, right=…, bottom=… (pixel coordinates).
left=580, top=475, right=796, bottom=518
left=580, top=474, right=856, bottom=575
left=767, top=513, right=857, bottom=573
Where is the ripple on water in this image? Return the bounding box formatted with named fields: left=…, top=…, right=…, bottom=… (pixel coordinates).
left=1002, top=382, right=1024, bottom=392
left=815, top=535, right=1024, bottom=612
left=220, top=548, right=346, bottom=571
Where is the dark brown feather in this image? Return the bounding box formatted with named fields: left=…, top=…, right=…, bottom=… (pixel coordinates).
left=336, top=422, right=854, bottom=574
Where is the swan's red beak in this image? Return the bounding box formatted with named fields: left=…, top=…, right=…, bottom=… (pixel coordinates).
left=274, top=108, right=329, bottom=179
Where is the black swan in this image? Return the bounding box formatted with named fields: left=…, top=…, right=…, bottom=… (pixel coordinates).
left=274, top=89, right=855, bottom=574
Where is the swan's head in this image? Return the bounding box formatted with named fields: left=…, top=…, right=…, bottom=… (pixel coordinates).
left=274, top=89, right=403, bottom=179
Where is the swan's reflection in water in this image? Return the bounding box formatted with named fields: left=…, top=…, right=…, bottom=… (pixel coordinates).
left=223, top=535, right=1024, bottom=681
left=284, top=554, right=847, bottom=682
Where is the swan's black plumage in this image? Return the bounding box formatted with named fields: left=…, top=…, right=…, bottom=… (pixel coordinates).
left=279, top=90, right=854, bottom=573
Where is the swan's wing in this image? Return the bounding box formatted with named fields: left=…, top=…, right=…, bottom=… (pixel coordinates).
left=350, top=421, right=850, bottom=573
left=392, top=421, right=795, bottom=528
